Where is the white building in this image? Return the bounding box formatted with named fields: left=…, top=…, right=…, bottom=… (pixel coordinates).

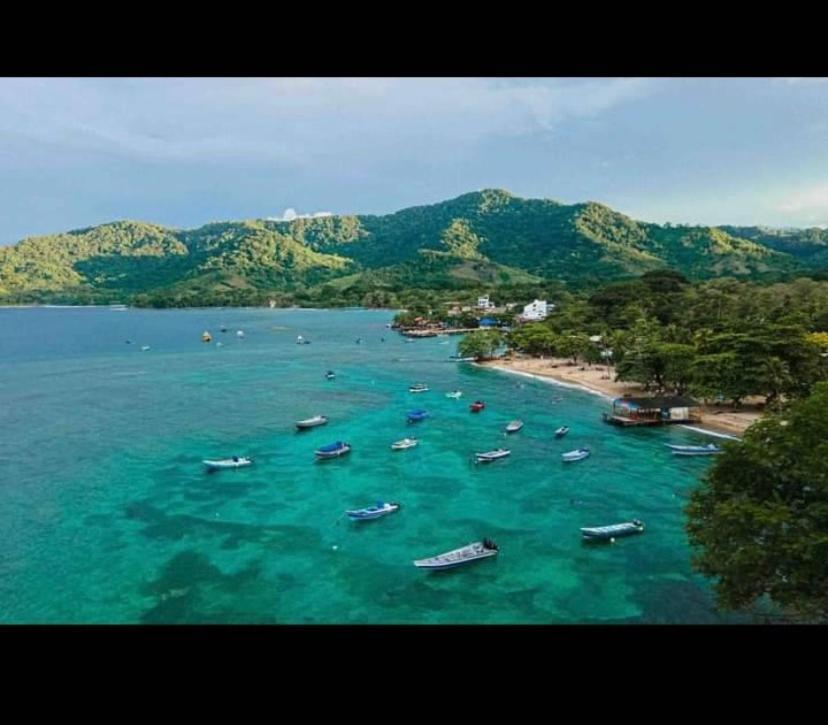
left=477, top=295, right=496, bottom=310
left=521, top=299, right=550, bottom=321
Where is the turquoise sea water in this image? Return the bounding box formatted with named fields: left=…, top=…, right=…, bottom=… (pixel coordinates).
left=0, top=307, right=746, bottom=623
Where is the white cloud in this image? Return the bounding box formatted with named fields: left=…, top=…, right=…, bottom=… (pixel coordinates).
left=266, top=208, right=333, bottom=222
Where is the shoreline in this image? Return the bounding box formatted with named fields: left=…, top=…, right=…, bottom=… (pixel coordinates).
left=479, top=358, right=759, bottom=438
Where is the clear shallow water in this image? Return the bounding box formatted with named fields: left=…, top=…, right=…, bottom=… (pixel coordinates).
left=0, top=307, right=746, bottom=623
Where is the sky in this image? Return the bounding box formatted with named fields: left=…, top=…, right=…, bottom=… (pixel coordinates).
left=1, top=77, right=828, bottom=245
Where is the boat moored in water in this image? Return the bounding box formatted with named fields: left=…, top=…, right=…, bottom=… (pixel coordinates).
left=391, top=437, right=418, bottom=450
left=409, top=383, right=429, bottom=393
left=346, top=502, right=401, bottom=521
left=562, top=448, right=590, bottom=462
left=664, top=443, right=722, bottom=456
left=469, top=401, right=485, bottom=413
left=407, top=409, right=429, bottom=423
left=315, top=441, right=351, bottom=458
left=202, top=331, right=212, bottom=343
left=296, top=415, right=329, bottom=430
left=505, top=420, right=524, bottom=434
left=203, top=456, right=253, bottom=470
left=554, top=426, right=570, bottom=438
left=445, top=390, right=463, bottom=399
left=475, top=448, right=511, bottom=463
left=581, top=519, right=645, bottom=542
left=325, top=371, right=336, bottom=380
left=414, top=539, right=499, bottom=570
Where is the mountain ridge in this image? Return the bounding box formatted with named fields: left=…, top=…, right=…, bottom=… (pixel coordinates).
left=0, top=189, right=822, bottom=306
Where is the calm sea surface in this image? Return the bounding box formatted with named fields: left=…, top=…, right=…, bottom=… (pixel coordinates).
left=0, top=307, right=746, bottom=623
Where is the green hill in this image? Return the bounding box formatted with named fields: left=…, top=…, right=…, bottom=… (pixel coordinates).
left=0, top=189, right=817, bottom=306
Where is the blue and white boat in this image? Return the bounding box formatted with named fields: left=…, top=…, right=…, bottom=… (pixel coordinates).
left=315, top=441, right=351, bottom=458
left=409, top=383, right=429, bottom=393
left=346, top=501, right=401, bottom=521
left=562, top=448, right=590, bottom=462
left=665, top=443, right=722, bottom=456
left=407, top=409, right=429, bottom=422
left=413, top=539, right=499, bottom=570
left=554, top=426, right=569, bottom=438
left=581, top=519, right=645, bottom=541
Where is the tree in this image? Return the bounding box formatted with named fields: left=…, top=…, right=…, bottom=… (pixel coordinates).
left=686, top=382, right=828, bottom=621
left=458, top=330, right=504, bottom=360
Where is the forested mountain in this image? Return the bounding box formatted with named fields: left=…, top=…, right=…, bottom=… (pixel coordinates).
left=0, top=189, right=821, bottom=306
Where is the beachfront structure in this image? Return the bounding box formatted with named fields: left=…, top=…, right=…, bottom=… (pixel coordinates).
left=603, top=396, right=702, bottom=427
left=477, top=295, right=496, bottom=310
left=479, top=317, right=498, bottom=328
left=521, top=299, right=550, bottom=321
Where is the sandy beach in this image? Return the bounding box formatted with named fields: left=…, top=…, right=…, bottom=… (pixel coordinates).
left=479, top=356, right=761, bottom=437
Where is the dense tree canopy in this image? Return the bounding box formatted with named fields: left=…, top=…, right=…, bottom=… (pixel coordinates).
left=686, top=382, right=828, bottom=621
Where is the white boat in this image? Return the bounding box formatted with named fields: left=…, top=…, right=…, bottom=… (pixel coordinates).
left=665, top=443, right=722, bottom=456
left=325, top=371, right=336, bottom=380
left=562, top=448, right=590, bottom=462
left=391, top=438, right=418, bottom=450
left=414, top=539, right=499, bottom=570
left=581, top=519, right=644, bottom=541
left=140, top=345, right=151, bottom=351
left=449, top=355, right=476, bottom=362
left=475, top=448, right=511, bottom=463
left=409, top=383, right=429, bottom=393
left=203, top=456, right=253, bottom=470
left=346, top=502, right=401, bottom=521
left=505, top=420, right=524, bottom=434
left=554, top=426, right=569, bottom=438
left=236, top=330, right=244, bottom=338
left=296, top=415, right=329, bottom=430
left=445, top=390, right=463, bottom=399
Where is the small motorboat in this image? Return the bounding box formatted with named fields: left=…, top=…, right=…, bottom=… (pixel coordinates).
left=325, top=371, right=336, bottom=380
left=562, top=448, right=590, bottom=462
left=665, top=443, right=722, bottom=456
left=346, top=501, right=401, bottom=521
left=407, top=409, right=429, bottom=423
left=449, top=355, right=476, bottom=362
left=554, top=426, right=570, bottom=438
left=475, top=448, right=511, bottom=463
left=203, top=456, right=253, bottom=470
left=445, top=390, right=463, bottom=399
left=581, top=519, right=645, bottom=542
left=236, top=330, right=244, bottom=338
left=409, top=383, right=429, bottom=393
left=140, top=345, right=151, bottom=351
left=216, top=342, right=223, bottom=347
left=469, top=401, right=485, bottom=413
left=220, top=326, right=228, bottom=333
left=315, top=441, right=351, bottom=459
left=413, top=539, right=499, bottom=570
left=391, top=437, right=418, bottom=450
left=505, top=420, right=524, bottom=434
left=297, top=335, right=311, bottom=345
left=202, top=331, right=212, bottom=343
left=296, top=415, right=329, bottom=430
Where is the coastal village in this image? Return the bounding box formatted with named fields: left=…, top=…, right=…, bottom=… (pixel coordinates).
left=393, top=293, right=759, bottom=437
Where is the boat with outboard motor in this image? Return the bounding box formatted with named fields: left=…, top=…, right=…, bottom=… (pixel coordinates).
left=581, top=519, right=645, bottom=541
left=391, top=437, right=418, bottom=450
left=203, top=456, right=253, bottom=470
left=413, top=539, right=499, bottom=570
left=562, top=448, right=590, bottom=462
left=664, top=443, right=722, bottom=456
left=346, top=501, right=401, bottom=521
left=475, top=448, right=511, bottom=463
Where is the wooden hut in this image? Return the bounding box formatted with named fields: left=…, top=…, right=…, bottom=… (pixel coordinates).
left=603, top=395, right=701, bottom=427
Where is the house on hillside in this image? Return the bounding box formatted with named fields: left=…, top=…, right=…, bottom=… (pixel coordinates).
left=477, top=295, right=496, bottom=310
left=520, top=299, right=552, bottom=321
